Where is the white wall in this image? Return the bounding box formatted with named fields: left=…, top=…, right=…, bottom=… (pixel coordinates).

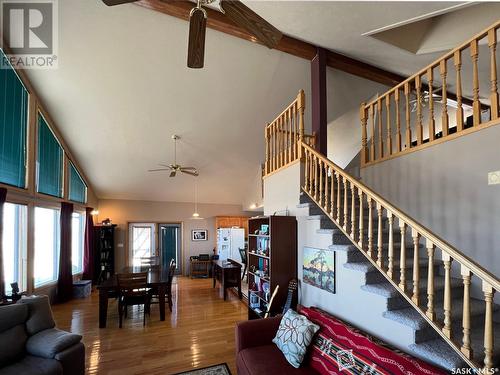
left=326, top=69, right=389, bottom=168
left=361, top=123, right=500, bottom=282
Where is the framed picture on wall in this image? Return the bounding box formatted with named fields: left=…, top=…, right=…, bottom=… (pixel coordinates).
left=192, top=229, right=208, bottom=241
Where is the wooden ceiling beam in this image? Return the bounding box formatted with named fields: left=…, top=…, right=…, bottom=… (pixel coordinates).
left=135, top=0, right=404, bottom=86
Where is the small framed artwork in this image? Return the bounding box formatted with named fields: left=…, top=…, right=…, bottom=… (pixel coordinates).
left=192, top=229, right=208, bottom=241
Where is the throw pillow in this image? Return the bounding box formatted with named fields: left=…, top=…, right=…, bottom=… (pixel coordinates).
left=272, top=309, right=320, bottom=368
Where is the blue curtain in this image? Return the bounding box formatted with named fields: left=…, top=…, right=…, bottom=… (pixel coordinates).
left=37, top=114, right=63, bottom=197
left=69, top=162, right=86, bottom=203
left=0, top=50, right=28, bottom=188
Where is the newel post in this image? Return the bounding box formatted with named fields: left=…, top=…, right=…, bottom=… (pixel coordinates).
left=298, top=89, right=305, bottom=159
left=360, top=103, right=368, bottom=167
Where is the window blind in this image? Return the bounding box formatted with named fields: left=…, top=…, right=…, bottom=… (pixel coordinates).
left=0, top=49, right=28, bottom=188
left=69, top=162, right=87, bottom=203
left=37, top=114, right=63, bottom=197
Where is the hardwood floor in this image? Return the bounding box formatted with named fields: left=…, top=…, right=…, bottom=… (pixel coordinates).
left=51, top=277, right=248, bottom=375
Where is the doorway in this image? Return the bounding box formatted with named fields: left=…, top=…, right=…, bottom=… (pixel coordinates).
left=128, top=223, right=156, bottom=267
left=159, top=224, right=182, bottom=274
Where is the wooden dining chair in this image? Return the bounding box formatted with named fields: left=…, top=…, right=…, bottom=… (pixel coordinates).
left=117, top=272, right=151, bottom=328
left=166, top=259, right=177, bottom=312
left=239, top=247, right=248, bottom=281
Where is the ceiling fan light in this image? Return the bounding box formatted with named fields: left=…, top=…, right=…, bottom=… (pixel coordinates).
left=192, top=212, right=200, bottom=218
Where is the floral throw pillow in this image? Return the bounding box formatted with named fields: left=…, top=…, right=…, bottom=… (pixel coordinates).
left=272, top=309, right=320, bottom=368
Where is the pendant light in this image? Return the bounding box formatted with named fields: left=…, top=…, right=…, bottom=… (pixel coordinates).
left=192, top=178, right=203, bottom=219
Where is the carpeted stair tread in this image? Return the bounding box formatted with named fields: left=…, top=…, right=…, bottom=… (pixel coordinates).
left=409, top=339, right=467, bottom=370
left=361, top=277, right=463, bottom=299
left=383, top=298, right=497, bottom=330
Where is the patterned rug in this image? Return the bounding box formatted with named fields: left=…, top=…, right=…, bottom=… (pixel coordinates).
left=173, top=363, right=232, bottom=375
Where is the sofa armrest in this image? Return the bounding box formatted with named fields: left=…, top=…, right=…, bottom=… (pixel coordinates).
left=235, top=316, right=282, bottom=354
left=55, top=342, right=85, bottom=375
left=26, top=328, right=82, bottom=359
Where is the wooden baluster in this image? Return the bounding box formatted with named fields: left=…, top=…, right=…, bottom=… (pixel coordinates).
left=367, top=198, right=373, bottom=258
left=385, top=94, right=392, bottom=155
left=304, top=150, right=309, bottom=192
left=280, top=116, right=285, bottom=166
left=310, top=154, right=314, bottom=196
left=460, top=265, right=472, bottom=359
left=370, top=104, right=375, bottom=161
left=489, top=29, right=499, bottom=120
left=319, top=160, right=324, bottom=207
left=324, top=165, right=329, bottom=211
left=273, top=123, right=277, bottom=171
left=442, top=252, right=452, bottom=339
left=428, top=68, right=436, bottom=141
left=336, top=172, right=341, bottom=221
left=395, top=89, right=401, bottom=152
left=298, top=90, right=305, bottom=159
left=350, top=182, right=356, bottom=240
left=314, top=155, right=319, bottom=200
left=330, top=167, right=335, bottom=217
left=399, top=221, right=407, bottom=291
left=343, top=176, right=348, bottom=231
left=288, top=108, right=292, bottom=163
left=358, top=190, right=364, bottom=249
left=454, top=50, right=464, bottom=132
left=387, top=211, right=394, bottom=279
left=426, top=240, right=436, bottom=320
left=291, top=105, right=296, bottom=161
left=361, top=104, right=368, bottom=166
left=440, top=60, right=449, bottom=137
left=482, top=281, right=495, bottom=370
left=376, top=203, right=383, bottom=267
left=265, top=126, right=269, bottom=175
left=415, top=76, right=423, bottom=145
left=377, top=98, right=384, bottom=159
left=411, top=229, right=420, bottom=305
left=471, top=39, right=481, bottom=126
left=404, top=82, right=411, bottom=149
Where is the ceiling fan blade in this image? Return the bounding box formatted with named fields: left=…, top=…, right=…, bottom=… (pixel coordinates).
left=102, top=0, right=139, bottom=6
left=170, top=170, right=177, bottom=178
left=180, top=167, right=197, bottom=171
left=148, top=168, right=170, bottom=172
left=187, top=7, right=207, bottom=69
left=219, top=0, right=283, bottom=49
left=181, top=170, right=199, bottom=177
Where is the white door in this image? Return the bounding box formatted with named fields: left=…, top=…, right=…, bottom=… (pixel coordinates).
left=128, top=223, right=156, bottom=266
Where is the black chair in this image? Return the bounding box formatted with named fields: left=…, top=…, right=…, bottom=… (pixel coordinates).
left=239, top=247, right=247, bottom=281
left=166, top=259, right=177, bottom=312
left=117, top=272, right=151, bottom=328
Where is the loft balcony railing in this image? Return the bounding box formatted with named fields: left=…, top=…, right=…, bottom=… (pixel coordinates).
left=360, top=20, right=500, bottom=167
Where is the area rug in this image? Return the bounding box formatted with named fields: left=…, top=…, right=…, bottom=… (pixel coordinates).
left=173, top=363, right=232, bottom=375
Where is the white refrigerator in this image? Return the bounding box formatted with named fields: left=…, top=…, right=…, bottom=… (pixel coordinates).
left=217, top=228, right=245, bottom=262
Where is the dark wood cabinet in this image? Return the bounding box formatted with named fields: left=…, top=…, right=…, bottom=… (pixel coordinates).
left=247, top=216, right=297, bottom=319
left=94, top=225, right=116, bottom=285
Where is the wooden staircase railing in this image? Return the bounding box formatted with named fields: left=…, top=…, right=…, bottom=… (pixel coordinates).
left=264, top=90, right=315, bottom=176
left=301, top=141, right=499, bottom=370
left=360, top=20, right=500, bottom=167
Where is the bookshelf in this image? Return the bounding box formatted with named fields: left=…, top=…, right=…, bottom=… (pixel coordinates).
left=94, top=224, right=116, bottom=284
left=247, top=216, right=297, bottom=319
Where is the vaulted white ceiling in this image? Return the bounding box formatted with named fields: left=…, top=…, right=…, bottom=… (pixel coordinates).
left=23, top=1, right=497, bottom=206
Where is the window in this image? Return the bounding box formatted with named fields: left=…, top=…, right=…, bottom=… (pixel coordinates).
left=71, top=212, right=85, bottom=275
left=2, top=203, right=27, bottom=294
left=34, top=207, right=60, bottom=287
left=0, top=49, right=29, bottom=188
left=69, top=162, right=87, bottom=204
left=37, top=113, right=63, bottom=197
left=129, top=223, right=155, bottom=267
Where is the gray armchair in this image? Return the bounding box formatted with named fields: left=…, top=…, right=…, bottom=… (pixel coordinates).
left=0, top=296, right=85, bottom=375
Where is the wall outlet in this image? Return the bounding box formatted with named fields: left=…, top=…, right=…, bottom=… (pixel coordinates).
left=488, top=171, right=500, bottom=185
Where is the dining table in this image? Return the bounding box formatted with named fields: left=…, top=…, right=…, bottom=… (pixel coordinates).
left=97, top=265, right=170, bottom=328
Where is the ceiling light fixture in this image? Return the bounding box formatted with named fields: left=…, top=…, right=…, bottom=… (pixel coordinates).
left=192, top=180, right=203, bottom=219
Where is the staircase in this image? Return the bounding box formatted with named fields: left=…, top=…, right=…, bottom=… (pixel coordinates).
left=297, top=190, right=500, bottom=371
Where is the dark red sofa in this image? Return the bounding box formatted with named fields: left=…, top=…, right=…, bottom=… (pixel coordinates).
left=235, top=306, right=447, bottom=375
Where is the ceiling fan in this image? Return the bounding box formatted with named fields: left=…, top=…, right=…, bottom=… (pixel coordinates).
left=101, top=0, right=283, bottom=68
left=148, top=135, right=199, bottom=177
